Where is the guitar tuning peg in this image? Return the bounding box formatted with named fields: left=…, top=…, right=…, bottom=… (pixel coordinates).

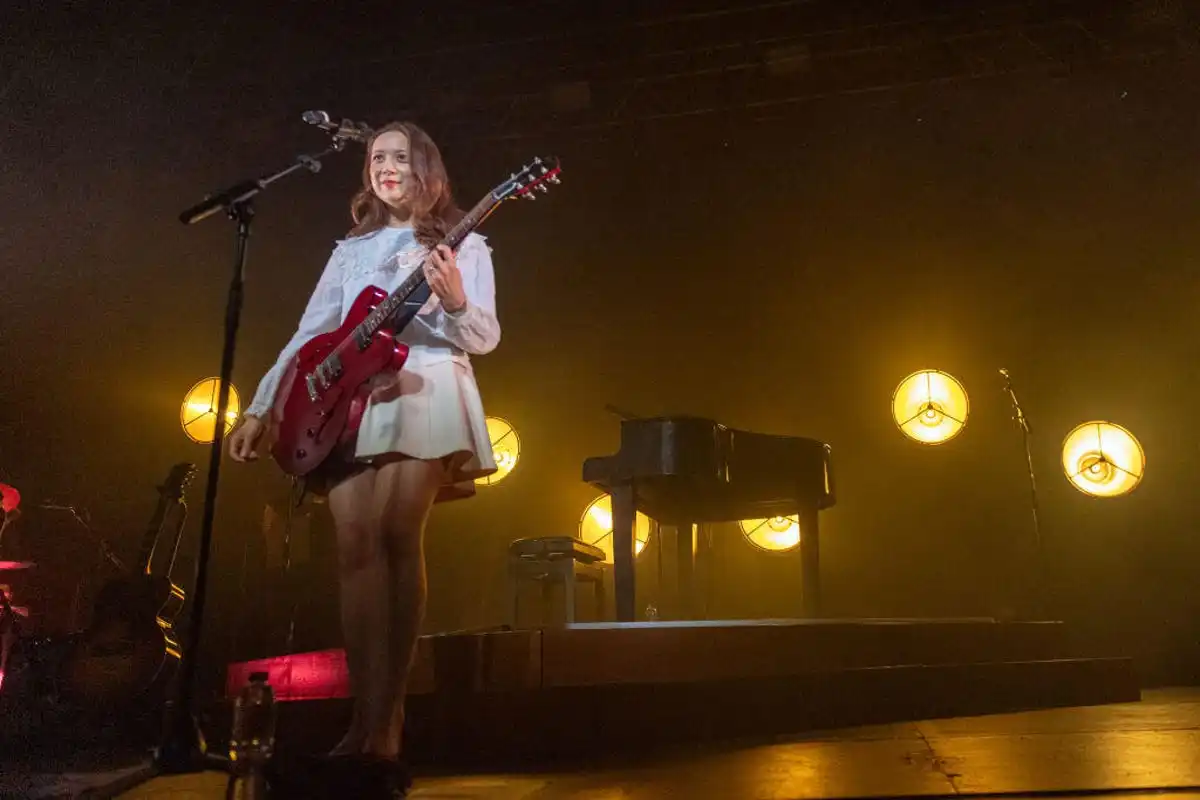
left=548, top=175, right=561, bottom=184
left=536, top=183, right=548, bottom=192
left=524, top=192, right=537, bottom=200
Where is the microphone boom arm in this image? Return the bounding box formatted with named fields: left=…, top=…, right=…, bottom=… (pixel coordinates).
left=178, top=148, right=333, bottom=226
left=1001, top=370, right=1032, bottom=436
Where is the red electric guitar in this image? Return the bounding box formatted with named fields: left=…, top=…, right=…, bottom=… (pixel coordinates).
left=271, top=156, right=561, bottom=476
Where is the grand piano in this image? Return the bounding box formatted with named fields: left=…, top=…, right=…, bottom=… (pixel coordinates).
left=582, top=415, right=835, bottom=621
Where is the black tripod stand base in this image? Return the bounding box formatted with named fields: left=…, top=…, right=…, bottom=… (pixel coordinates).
left=155, top=750, right=230, bottom=775
left=154, top=700, right=230, bottom=774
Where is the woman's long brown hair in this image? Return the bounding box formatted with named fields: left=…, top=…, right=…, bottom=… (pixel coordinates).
left=347, top=121, right=464, bottom=247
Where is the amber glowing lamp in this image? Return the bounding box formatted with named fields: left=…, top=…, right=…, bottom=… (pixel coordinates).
left=738, top=516, right=801, bottom=552
left=181, top=378, right=240, bottom=444
left=1061, top=421, right=1145, bottom=497
left=892, top=369, right=969, bottom=444
left=578, top=494, right=651, bottom=564
left=476, top=416, right=520, bottom=486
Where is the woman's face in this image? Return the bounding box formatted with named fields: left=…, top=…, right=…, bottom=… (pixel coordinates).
left=369, top=130, right=412, bottom=210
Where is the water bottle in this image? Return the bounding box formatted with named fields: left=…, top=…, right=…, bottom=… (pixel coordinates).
left=228, top=671, right=277, bottom=798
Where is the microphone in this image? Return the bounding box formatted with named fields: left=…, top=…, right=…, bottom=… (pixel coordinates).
left=302, top=110, right=373, bottom=143
left=999, top=368, right=1032, bottom=434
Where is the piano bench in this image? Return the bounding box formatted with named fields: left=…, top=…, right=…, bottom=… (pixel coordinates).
left=507, top=536, right=608, bottom=626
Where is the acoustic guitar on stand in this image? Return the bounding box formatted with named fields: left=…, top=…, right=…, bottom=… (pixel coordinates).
left=60, top=462, right=196, bottom=707
left=271, top=156, right=562, bottom=477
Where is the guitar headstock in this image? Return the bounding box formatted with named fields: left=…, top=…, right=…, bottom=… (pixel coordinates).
left=162, top=463, right=198, bottom=501
left=494, top=156, right=562, bottom=203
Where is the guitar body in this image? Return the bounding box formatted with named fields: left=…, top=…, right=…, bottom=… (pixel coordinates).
left=272, top=285, right=410, bottom=476
left=91, top=571, right=174, bottom=621
left=60, top=574, right=179, bottom=706
left=57, top=463, right=196, bottom=708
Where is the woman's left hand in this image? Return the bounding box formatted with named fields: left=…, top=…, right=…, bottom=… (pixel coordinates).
left=424, top=244, right=467, bottom=313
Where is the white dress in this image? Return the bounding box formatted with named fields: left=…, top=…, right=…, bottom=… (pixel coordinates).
left=245, top=225, right=501, bottom=501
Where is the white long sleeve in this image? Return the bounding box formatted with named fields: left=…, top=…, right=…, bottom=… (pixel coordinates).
left=434, top=234, right=501, bottom=355
left=245, top=245, right=346, bottom=419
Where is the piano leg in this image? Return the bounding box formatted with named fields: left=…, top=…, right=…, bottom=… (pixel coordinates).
left=675, top=522, right=695, bottom=619
left=561, top=560, right=577, bottom=624
left=611, top=483, right=637, bottom=622
left=800, top=504, right=821, bottom=617
left=695, top=522, right=712, bottom=619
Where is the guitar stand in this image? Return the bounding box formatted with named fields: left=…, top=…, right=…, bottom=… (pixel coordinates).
left=154, top=135, right=357, bottom=777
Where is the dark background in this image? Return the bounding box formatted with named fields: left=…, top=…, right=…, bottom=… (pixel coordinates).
left=2, top=0, right=1199, bottom=693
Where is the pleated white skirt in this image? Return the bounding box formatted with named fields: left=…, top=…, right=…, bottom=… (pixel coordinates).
left=353, top=358, right=497, bottom=502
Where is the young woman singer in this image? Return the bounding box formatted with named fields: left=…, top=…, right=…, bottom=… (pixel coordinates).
left=227, top=121, right=501, bottom=793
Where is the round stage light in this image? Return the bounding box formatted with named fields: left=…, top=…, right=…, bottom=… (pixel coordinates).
left=578, top=494, right=651, bottom=564
left=475, top=416, right=520, bottom=486
left=892, top=369, right=969, bottom=444
left=181, top=378, right=240, bottom=444
left=1061, top=421, right=1145, bottom=497
left=739, top=515, right=800, bottom=552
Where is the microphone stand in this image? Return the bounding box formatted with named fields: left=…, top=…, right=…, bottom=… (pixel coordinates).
left=1000, top=368, right=1044, bottom=619
left=155, top=135, right=354, bottom=774
left=38, top=502, right=125, bottom=629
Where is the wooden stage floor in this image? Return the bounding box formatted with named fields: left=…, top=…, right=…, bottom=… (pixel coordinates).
left=0, top=616, right=1145, bottom=797
left=71, top=688, right=1200, bottom=799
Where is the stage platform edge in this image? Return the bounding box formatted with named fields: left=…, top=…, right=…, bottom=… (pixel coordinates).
left=225, top=617, right=1139, bottom=762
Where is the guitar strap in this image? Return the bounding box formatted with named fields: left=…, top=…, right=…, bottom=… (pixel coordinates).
left=340, top=231, right=428, bottom=445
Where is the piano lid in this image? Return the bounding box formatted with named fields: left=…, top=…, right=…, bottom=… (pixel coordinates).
left=582, top=415, right=834, bottom=522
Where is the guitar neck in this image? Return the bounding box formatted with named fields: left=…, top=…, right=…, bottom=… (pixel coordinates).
left=133, top=465, right=194, bottom=578
left=135, top=491, right=174, bottom=575
left=310, top=154, right=560, bottom=378
left=361, top=192, right=499, bottom=339
left=161, top=499, right=189, bottom=581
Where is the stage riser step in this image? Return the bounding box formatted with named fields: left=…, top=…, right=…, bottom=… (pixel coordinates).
left=540, top=622, right=1071, bottom=687
left=227, top=621, right=1080, bottom=699
left=408, top=658, right=1139, bottom=762
left=255, top=657, right=1138, bottom=766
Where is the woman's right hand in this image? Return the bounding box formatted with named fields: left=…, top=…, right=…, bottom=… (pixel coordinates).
left=228, top=414, right=268, bottom=462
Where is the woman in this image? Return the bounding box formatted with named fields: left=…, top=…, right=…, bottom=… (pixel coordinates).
left=228, top=121, right=500, bottom=792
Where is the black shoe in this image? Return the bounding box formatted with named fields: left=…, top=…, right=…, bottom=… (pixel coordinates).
left=382, top=757, right=413, bottom=798
left=349, top=754, right=412, bottom=798
left=262, top=753, right=357, bottom=798
left=314, top=753, right=412, bottom=798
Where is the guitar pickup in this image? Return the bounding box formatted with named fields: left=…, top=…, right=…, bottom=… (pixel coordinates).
left=306, top=357, right=345, bottom=400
